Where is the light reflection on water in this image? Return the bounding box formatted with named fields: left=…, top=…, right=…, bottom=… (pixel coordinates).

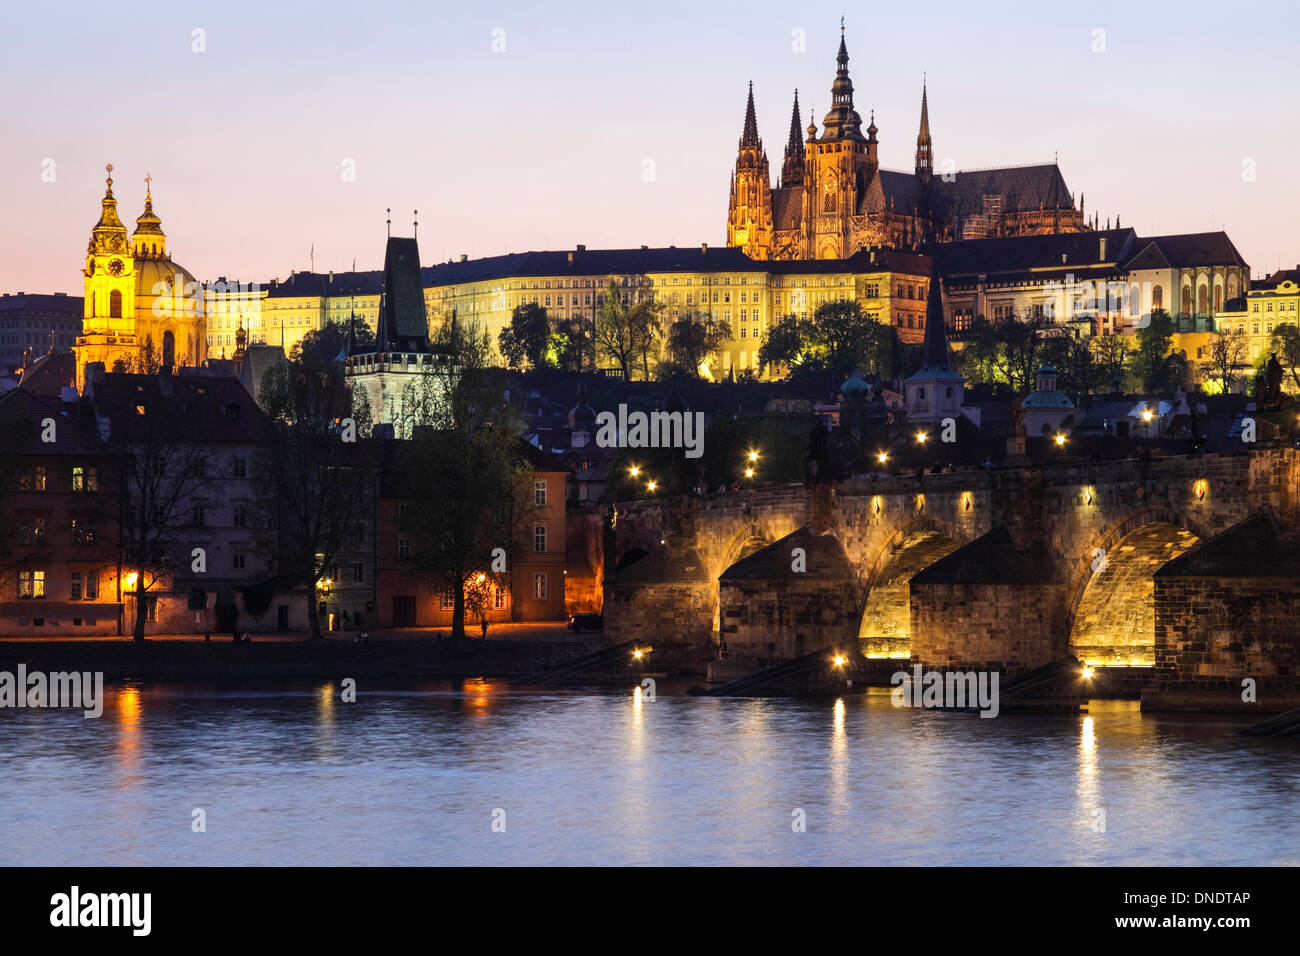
left=1, top=681, right=1297, bottom=866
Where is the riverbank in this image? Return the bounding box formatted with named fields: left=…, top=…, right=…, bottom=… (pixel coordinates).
left=0, top=636, right=597, bottom=681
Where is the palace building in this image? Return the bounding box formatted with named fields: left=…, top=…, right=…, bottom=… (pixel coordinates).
left=726, top=26, right=1088, bottom=261
left=75, top=166, right=207, bottom=389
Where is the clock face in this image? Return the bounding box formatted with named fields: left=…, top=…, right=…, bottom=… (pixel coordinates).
left=108, top=259, right=124, bottom=276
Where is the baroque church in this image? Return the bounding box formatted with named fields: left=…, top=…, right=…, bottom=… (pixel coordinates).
left=726, top=27, right=1089, bottom=261
left=76, top=165, right=207, bottom=390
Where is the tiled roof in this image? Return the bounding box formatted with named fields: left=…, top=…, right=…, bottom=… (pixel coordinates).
left=771, top=187, right=802, bottom=231
left=90, top=373, right=273, bottom=443
left=925, top=229, right=1137, bottom=279
left=1123, top=232, right=1247, bottom=270
left=929, top=163, right=1074, bottom=218
left=0, top=387, right=106, bottom=456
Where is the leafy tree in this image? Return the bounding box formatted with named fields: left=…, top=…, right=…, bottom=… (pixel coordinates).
left=258, top=346, right=375, bottom=640
left=667, top=315, right=731, bottom=379
left=595, top=281, right=636, bottom=379
left=291, top=319, right=376, bottom=363
left=1202, top=326, right=1249, bottom=394
left=1042, top=326, right=1101, bottom=404
left=402, top=321, right=538, bottom=639
left=1269, top=323, right=1300, bottom=392
left=758, top=301, right=892, bottom=381
left=1132, top=309, right=1178, bottom=392
left=497, top=302, right=552, bottom=369
left=1092, top=332, right=1132, bottom=391
left=549, top=314, right=590, bottom=373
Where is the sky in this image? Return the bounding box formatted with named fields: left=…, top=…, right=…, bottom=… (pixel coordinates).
left=2, top=0, right=1297, bottom=295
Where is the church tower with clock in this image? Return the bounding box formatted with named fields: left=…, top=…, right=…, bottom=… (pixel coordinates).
left=76, top=165, right=206, bottom=390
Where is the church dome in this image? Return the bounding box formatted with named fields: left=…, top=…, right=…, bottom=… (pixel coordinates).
left=568, top=382, right=597, bottom=432
left=841, top=369, right=870, bottom=399
left=135, top=257, right=200, bottom=318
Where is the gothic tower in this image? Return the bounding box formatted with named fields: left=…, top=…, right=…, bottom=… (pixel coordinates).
left=802, top=27, right=870, bottom=259
left=915, top=79, right=933, bottom=187
left=779, top=90, right=805, bottom=188
left=725, top=82, right=774, bottom=260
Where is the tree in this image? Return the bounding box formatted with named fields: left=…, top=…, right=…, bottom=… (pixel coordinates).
left=667, top=315, right=731, bottom=379
left=595, top=281, right=637, bottom=379
left=1202, top=326, right=1249, bottom=394
left=549, top=314, right=590, bottom=373
left=992, top=308, right=1052, bottom=393
left=92, top=380, right=225, bottom=641
left=758, top=301, right=892, bottom=381
left=1043, top=325, right=1101, bottom=404
left=292, top=319, right=376, bottom=363
left=497, top=302, right=552, bottom=369
left=1269, top=323, right=1300, bottom=391
left=402, top=320, right=538, bottom=639
left=257, top=347, right=375, bottom=640
left=1132, top=309, right=1178, bottom=392
left=1092, top=332, right=1132, bottom=391
left=630, top=298, right=665, bottom=380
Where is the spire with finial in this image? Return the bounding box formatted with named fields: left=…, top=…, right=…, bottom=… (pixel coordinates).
left=740, top=80, right=760, bottom=148
left=386, top=207, right=391, bottom=238
left=806, top=106, right=817, bottom=141
left=821, top=21, right=863, bottom=141
left=413, top=209, right=418, bottom=239
left=132, top=172, right=165, bottom=254
left=915, top=77, right=933, bottom=183
left=780, top=89, right=805, bottom=187
left=91, top=161, right=128, bottom=254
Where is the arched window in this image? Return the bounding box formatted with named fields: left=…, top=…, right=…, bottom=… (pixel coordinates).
left=1228, top=274, right=1240, bottom=300
left=162, top=330, right=175, bottom=369
left=1181, top=285, right=1192, bottom=314
left=1198, top=285, right=1208, bottom=316
left=1213, top=285, right=1223, bottom=314
left=109, top=290, right=122, bottom=318
left=1152, top=285, right=1163, bottom=310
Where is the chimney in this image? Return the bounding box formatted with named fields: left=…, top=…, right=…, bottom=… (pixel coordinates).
left=576, top=244, right=586, bottom=252
left=460, top=254, right=468, bottom=262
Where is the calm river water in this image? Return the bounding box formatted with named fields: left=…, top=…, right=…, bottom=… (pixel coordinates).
left=1, top=681, right=1296, bottom=866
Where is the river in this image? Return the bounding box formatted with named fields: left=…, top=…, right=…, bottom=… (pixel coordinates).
left=2, top=681, right=1296, bottom=866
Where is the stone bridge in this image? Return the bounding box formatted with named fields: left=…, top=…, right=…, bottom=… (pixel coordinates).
left=604, top=448, right=1300, bottom=696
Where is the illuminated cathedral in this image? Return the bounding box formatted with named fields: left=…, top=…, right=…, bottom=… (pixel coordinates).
left=726, top=26, right=1089, bottom=261
left=76, top=165, right=207, bottom=389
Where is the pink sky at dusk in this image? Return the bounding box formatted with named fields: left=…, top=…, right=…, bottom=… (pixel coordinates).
left=3, top=0, right=1297, bottom=296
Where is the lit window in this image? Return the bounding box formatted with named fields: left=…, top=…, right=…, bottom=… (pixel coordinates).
left=533, top=573, right=547, bottom=600
left=18, top=569, right=45, bottom=599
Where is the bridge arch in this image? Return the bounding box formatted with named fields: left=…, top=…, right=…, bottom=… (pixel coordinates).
left=858, top=516, right=965, bottom=658
left=1066, top=508, right=1206, bottom=666
left=711, top=521, right=780, bottom=634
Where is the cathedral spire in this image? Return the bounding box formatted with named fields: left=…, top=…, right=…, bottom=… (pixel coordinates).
left=740, top=81, right=760, bottom=148
left=780, top=89, right=805, bottom=188
left=915, top=77, right=933, bottom=182
left=821, top=24, right=863, bottom=140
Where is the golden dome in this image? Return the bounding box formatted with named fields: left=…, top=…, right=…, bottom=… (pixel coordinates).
left=135, top=257, right=200, bottom=318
